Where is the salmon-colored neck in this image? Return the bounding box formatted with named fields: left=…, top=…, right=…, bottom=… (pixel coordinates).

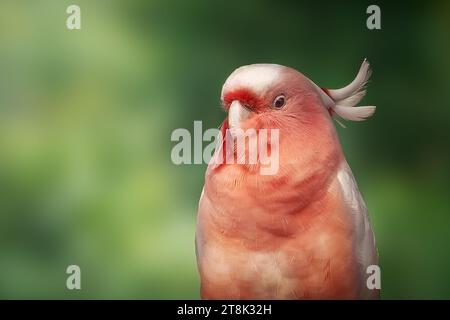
left=203, top=112, right=344, bottom=248
left=207, top=113, right=343, bottom=209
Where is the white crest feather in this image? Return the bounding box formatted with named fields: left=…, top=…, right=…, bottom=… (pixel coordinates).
left=327, top=59, right=376, bottom=122
left=333, top=105, right=376, bottom=121
left=328, top=59, right=372, bottom=103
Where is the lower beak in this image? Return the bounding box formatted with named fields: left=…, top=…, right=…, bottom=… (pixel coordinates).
left=228, top=100, right=252, bottom=129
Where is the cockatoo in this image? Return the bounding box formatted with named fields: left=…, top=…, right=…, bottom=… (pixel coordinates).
left=196, top=60, right=379, bottom=299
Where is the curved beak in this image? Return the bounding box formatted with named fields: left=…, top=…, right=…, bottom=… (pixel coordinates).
left=228, top=100, right=252, bottom=129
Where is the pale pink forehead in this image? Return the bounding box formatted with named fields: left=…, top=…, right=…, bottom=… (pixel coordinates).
left=221, top=64, right=285, bottom=99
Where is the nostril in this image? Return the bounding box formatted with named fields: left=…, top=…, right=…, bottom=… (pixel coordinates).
left=242, top=103, right=252, bottom=111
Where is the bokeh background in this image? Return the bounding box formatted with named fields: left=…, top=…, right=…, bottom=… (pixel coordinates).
left=0, top=0, right=449, bottom=299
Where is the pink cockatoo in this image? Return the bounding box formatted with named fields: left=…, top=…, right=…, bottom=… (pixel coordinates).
left=196, top=60, right=379, bottom=299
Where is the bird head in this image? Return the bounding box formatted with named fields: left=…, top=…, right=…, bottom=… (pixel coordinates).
left=221, top=61, right=376, bottom=133
left=212, top=62, right=375, bottom=174
left=221, top=64, right=325, bottom=133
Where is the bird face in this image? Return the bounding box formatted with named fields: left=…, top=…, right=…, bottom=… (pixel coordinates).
left=221, top=64, right=321, bottom=132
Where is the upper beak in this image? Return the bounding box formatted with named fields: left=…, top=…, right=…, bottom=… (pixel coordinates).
left=228, top=100, right=252, bottom=129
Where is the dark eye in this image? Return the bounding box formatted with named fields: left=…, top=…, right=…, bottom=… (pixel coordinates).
left=272, top=95, right=286, bottom=109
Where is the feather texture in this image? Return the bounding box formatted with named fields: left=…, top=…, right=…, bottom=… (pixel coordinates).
left=328, top=59, right=372, bottom=103
left=333, top=105, right=376, bottom=121
left=197, top=62, right=379, bottom=299
left=326, top=59, right=376, bottom=122
left=336, top=161, right=379, bottom=299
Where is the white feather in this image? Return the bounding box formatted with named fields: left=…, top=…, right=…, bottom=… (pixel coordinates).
left=336, top=161, right=379, bottom=299
left=337, top=90, right=366, bottom=108
left=333, top=105, right=376, bottom=122
left=328, top=59, right=372, bottom=103
left=325, top=59, right=376, bottom=122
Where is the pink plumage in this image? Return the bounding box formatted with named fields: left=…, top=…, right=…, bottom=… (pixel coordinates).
left=196, top=61, right=379, bottom=299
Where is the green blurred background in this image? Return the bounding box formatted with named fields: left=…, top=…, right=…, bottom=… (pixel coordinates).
left=0, top=0, right=449, bottom=299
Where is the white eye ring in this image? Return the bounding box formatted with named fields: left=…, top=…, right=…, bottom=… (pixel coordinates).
left=272, top=95, right=286, bottom=109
